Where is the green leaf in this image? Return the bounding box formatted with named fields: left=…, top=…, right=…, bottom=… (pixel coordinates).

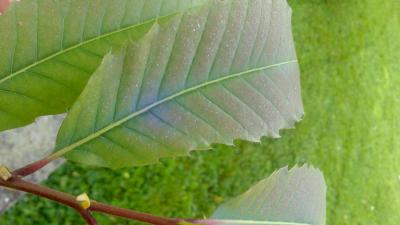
left=202, top=165, right=326, bottom=225
left=54, top=0, right=303, bottom=168
left=0, top=0, right=206, bottom=131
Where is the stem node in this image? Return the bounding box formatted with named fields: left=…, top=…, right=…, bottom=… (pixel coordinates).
left=76, top=193, right=91, bottom=210
left=0, top=165, right=12, bottom=181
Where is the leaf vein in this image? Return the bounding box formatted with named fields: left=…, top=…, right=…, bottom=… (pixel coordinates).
left=122, top=124, right=169, bottom=150
left=149, top=110, right=189, bottom=137
left=0, top=88, right=56, bottom=109
left=27, top=70, right=79, bottom=94
left=156, top=14, right=184, bottom=99
left=183, top=5, right=211, bottom=87
left=242, top=76, right=289, bottom=126
left=50, top=60, right=297, bottom=158
left=199, top=89, right=250, bottom=136
left=9, top=6, right=17, bottom=74
left=255, top=0, right=274, bottom=66
left=227, top=0, right=250, bottom=73
left=206, top=1, right=233, bottom=80
left=221, top=83, right=270, bottom=131
left=174, top=99, right=225, bottom=140
left=0, top=10, right=183, bottom=85
left=262, top=70, right=293, bottom=113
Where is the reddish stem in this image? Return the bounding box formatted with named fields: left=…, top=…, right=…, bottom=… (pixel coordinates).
left=79, top=210, right=99, bottom=225
left=4, top=156, right=201, bottom=224
left=90, top=202, right=182, bottom=225
left=0, top=177, right=78, bottom=208
left=0, top=176, right=187, bottom=225
left=0, top=176, right=97, bottom=224
left=12, top=157, right=53, bottom=177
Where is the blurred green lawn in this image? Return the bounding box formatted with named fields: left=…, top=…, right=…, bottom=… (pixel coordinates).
left=1, top=0, right=399, bottom=224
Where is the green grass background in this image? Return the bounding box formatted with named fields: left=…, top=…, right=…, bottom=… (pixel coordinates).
left=1, top=0, right=399, bottom=224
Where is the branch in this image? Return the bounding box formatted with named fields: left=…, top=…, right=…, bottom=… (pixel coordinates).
left=89, top=202, right=181, bottom=225
left=0, top=175, right=189, bottom=225
left=79, top=210, right=99, bottom=225
left=12, top=156, right=55, bottom=177
left=0, top=175, right=98, bottom=225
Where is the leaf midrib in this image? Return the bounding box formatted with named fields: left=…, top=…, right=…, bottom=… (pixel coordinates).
left=0, top=14, right=173, bottom=84
left=51, top=59, right=297, bottom=159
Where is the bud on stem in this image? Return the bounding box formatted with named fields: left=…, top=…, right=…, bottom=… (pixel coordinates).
left=0, top=166, right=12, bottom=181
left=76, top=193, right=91, bottom=210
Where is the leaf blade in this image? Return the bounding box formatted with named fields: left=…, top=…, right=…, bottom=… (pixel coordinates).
left=205, top=165, right=326, bottom=225
left=0, top=0, right=206, bottom=131
left=55, top=0, right=304, bottom=168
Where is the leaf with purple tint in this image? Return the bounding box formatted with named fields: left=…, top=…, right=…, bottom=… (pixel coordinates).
left=194, top=165, right=326, bottom=225
left=53, top=0, right=303, bottom=168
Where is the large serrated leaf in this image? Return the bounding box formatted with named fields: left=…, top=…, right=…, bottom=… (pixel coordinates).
left=53, top=0, right=303, bottom=168
left=202, top=165, right=326, bottom=225
left=0, top=0, right=206, bottom=131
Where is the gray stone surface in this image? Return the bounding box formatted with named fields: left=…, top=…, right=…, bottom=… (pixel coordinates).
left=0, top=115, right=65, bottom=213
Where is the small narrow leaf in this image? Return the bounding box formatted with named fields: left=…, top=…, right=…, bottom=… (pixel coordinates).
left=0, top=0, right=206, bottom=131
left=202, top=165, right=326, bottom=225
left=54, top=0, right=303, bottom=168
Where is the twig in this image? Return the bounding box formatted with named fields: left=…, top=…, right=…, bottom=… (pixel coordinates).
left=79, top=210, right=99, bottom=225
left=89, top=202, right=181, bottom=225
left=0, top=176, right=97, bottom=225
left=0, top=175, right=188, bottom=225
left=12, top=156, right=54, bottom=177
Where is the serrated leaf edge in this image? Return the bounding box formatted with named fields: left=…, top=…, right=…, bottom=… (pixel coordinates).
left=50, top=57, right=297, bottom=160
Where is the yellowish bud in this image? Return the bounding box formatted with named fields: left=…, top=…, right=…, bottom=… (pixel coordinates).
left=76, top=193, right=91, bottom=210
left=0, top=166, right=12, bottom=181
